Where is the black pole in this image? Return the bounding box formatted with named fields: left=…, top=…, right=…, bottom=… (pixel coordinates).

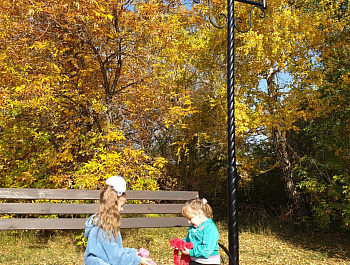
left=192, top=1, right=266, bottom=264
left=226, top=0, right=238, bottom=264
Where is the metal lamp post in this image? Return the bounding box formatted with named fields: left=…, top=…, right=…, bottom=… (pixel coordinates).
left=193, top=0, right=266, bottom=264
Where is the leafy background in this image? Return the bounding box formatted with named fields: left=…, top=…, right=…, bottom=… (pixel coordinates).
left=0, top=0, right=349, bottom=232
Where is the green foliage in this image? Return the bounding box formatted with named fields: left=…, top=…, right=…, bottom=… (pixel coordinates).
left=294, top=156, right=350, bottom=230
left=0, top=102, right=54, bottom=188
left=75, top=232, right=88, bottom=248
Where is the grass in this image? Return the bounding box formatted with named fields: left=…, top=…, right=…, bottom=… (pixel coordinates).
left=0, top=221, right=349, bottom=265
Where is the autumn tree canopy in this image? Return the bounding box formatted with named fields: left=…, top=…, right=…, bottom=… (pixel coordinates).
left=0, top=0, right=196, bottom=189
left=0, top=0, right=349, bottom=230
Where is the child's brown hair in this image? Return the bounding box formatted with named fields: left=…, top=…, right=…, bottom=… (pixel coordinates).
left=181, top=198, right=213, bottom=219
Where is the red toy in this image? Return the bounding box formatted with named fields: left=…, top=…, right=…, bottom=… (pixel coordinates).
left=169, top=238, right=193, bottom=265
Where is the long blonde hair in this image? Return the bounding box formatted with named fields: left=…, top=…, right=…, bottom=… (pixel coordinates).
left=181, top=198, right=213, bottom=219
left=93, top=186, right=126, bottom=240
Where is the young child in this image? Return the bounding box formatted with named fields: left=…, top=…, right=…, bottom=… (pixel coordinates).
left=84, top=176, right=152, bottom=265
left=180, top=198, right=220, bottom=265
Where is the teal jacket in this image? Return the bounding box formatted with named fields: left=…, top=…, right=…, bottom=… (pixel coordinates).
left=184, top=218, right=220, bottom=258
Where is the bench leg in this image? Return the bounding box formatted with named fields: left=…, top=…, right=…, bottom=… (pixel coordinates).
left=219, top=243, right=235, bottom=265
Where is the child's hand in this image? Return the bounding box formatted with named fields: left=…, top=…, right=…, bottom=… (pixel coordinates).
left=140, top=257, right=152, bottom=265
left=181, top=247, right=190, bottom=256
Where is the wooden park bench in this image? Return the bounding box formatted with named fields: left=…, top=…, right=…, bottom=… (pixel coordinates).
left=0, top=187, right=234, bottom=264
left=0, top=188, right=198, bottom=230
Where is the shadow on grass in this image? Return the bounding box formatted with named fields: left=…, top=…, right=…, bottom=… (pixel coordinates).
left=271, top=224, right=350, bottom=260
left=238, top=216, right=350, bottom=261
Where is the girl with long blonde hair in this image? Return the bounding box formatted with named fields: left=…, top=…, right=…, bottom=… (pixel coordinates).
left=84, top=176, right=152, bottom=265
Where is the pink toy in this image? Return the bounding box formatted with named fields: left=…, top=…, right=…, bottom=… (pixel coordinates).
left=169, top=238, right=193, bottom=265
left=139, top=248, right=157, bottom=265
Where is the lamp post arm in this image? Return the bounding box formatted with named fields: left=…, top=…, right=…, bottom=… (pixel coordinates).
left=234, top=5, right=266, bottom=33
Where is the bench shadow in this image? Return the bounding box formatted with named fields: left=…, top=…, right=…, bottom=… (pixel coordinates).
left=269, top=224, right=350, bottom=261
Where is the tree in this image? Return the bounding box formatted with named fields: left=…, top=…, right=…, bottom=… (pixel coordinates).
left=232, top=0, right=349, bottom=227
left=0, top=0, right=196, bottom=189
left=167, top=0, right=347, bottom=225
left=288, top=0, right=350, bottom=229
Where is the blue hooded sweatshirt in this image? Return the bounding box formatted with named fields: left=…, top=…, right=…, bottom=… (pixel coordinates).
left=84, top=215, right=141, bottom=265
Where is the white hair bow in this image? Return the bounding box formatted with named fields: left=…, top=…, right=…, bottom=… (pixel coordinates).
left=202, top=198, right=208, bottom=204
left=106, top=176, right=126, bottom=196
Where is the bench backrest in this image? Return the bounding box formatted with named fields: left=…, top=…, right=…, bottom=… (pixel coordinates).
left=0, top=188, right=198, bottom=230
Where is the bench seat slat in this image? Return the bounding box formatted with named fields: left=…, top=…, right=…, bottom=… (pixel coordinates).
left=0, top=203, right=184, bottom=214
left=0, top=188, right=198, bottom=200
left=0, top=217, right=189, bottom=230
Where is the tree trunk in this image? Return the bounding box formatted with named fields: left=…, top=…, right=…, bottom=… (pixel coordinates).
left=266, top=68, right=308, bottom=218
left=272, top=127, right=307, bottom=217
